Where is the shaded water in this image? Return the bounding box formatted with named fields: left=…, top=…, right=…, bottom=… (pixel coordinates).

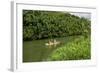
left=23, top=36, right=78, bottom=62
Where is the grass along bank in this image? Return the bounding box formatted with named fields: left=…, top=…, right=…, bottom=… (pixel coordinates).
left=47, top=36, right=91, bottom=61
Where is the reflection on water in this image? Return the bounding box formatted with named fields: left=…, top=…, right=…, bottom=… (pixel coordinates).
left=23, top=36, right=78, bottom=62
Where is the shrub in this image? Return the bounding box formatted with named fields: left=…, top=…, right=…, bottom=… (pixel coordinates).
left=47, top=36, right=91, bottom=60
left=23, top=25, right=34, bottom=40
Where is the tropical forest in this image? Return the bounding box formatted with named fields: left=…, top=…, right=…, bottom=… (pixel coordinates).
left=23, top=10, right=91, bottom=62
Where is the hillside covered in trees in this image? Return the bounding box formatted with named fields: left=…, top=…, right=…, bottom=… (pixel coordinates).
left=23, top=10, right=91, bottom=62
left=23, top=10, right=91, bottom=41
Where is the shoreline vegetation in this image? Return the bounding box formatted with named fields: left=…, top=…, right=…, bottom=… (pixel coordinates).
left=47, top=36, right=90, bottom=61
left=23, top=10, right=91, bottom=62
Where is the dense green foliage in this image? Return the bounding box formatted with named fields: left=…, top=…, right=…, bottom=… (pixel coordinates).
left=47, top=36, right=91, bottom=60
left=23, top=10, right=91, bottom=40
left=23, top=10, right=91, bottom=61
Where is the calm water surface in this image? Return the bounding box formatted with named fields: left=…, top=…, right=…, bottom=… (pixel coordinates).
left=23, top=36, right=78, bottom=62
